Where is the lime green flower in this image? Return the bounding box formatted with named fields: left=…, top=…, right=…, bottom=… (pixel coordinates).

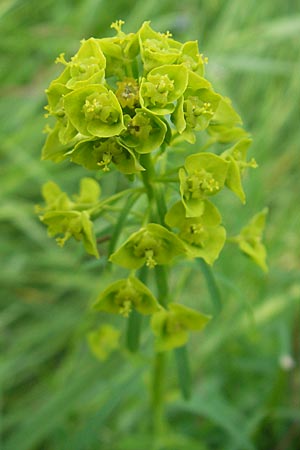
left=179, top=152, right=229, bottom=217
left=140, top=64, right=188, bottom=115
left=54, top=38, right=106, bottom=89
left=221, top=138, right=257, bottom=203
left=110, top=223, right=186, bottom=270
left=138, top=21, right=182, bottom=73
left=121, top=108, right=167, bottom=153
left=172, top=72, right=221, bottom=143
left=97, top=21, right=139, bottom=79
left=41, top=122, right=76, bottom=163
left=151, top=303, right=211, bottom=351
left=207, top=97, right=245, bottom=144
left=93, top=276, right=160, bottom=317
left=231, top=208, right=268, bottom=272
left=177, top=41, right=207, bottom=76
left=115, top=77, right=140, bottom=109
left=165, top=200, right=226, bottom=265
left=37, top=179, right=100, bottom=258
left=87, top=324, right=120, bottom=360
left=63, top=85, right=125, bottom=138
left=70, top=137, right=143, bottom=174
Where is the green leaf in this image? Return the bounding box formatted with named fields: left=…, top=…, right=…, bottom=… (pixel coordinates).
left=198, top=259, right=223, bottom=315
left=151, top=303, right=211, bottom=351
left=93, top=276, right=160, bottom=316
left=63, top=85, right=125, bottom=138
left=109, top=223, right=186, bottom=270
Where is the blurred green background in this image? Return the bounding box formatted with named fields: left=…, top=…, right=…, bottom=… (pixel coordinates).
left=1, top=0, right=300, bottom=449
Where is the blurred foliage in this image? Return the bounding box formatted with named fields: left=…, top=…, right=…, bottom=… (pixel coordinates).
left=1, top=0, right=300, bottom=449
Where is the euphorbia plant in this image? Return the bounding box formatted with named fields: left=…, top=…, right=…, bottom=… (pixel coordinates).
left=37, top=20, right=267, bottom=431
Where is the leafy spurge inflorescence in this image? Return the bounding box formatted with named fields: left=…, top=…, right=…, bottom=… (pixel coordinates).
left=38, top=20, right=267, bottom=359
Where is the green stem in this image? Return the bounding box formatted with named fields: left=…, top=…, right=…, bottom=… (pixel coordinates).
left=198, top=259, right=222, bottom=315
left=151, top=352, right=166, bottom=436
left=108, top=192, right=141, bottom=255
left=89, top=187, right=143, bottom=219
left=140, top=153, right=155, bottom=202
left=154, top=177, right=178, bottom=183
left=154, top=266, right=168, bottom=308
left=174, top=345, right=191, bottom=400
left=139, top=152, right=169, bottom=436
left=126, top=309, right=142, bottom=353
left=126, top=266, right=147, bottom=353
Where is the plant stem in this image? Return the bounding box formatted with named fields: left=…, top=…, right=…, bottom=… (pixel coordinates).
left=126, top=266, right=148, bottom=353
left=151, top=351, right=166, bottom=436
left=198, top=259, right=222, bottom=315
left=126, top=309, right=142, bottom=353
left=174, top=345, right=191, bottom=400
left=139, top=153, right=169, bottom=437
left=140, top=153, right=155, bottom=203
left=89, top=187, right=143, bottom=219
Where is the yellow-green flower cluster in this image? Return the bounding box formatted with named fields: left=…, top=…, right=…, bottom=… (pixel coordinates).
left=42, top=21, right=245, bottom=174
left=39, top=21, right=268, bottom=353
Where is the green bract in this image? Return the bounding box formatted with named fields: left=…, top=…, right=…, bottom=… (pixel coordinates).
left=63, top=85, right=125, bottom=137
left=110, top=223, right=186, bottom=269
left=231, top=208, right=268, bottom=272
left=54, top=38, right=106, bottom=89
left=121, top=109, right=167, bottom=154
left=138, top=21, right=182, bottom=73
left=172, top=72, right=221, bottom=143
left=70, top=137, right=143, bottom=174
left=37, top=179, right=100, bottom=257
left=151, top=303, right=211, bottom=351
left=87, top=324, right=120, bottom=360
left=208, top=97, right=245, bottom=143
left=221, top=138, right=257, bottom=203
left=93, top=276, right=160, bottom=317
left=165, top=201, right=226, bottom=265
left=97, top=21, right=139, bottom=79
left=140, top=64, right=188, bottom=115
left=179, top=152, right=229, bottom=217
left=41, top=123, right=73, bottom=162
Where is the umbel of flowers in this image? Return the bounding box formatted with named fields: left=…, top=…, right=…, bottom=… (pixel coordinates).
left=38, top=20, right=267, bottom=353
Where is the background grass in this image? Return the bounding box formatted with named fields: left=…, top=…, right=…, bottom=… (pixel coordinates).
left=1, top=0, right=300, bottom=449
